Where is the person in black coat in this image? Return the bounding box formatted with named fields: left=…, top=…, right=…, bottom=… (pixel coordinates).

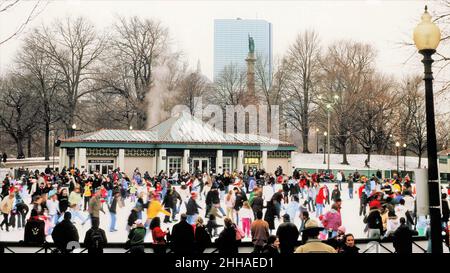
left=58, top=188, right=69, bottom=214
left=251, top=191, right=264, bottom=219
left=23, top=209, right=45, bottom=245
left=84, top=220, right=107, bottom=254
left=51, top=212, right=79, bottom=253
left=215, top=217, right=238, bottom=254
left=331, top=185, right=341, bottom=202
left=276, top=214, right=299, bottom=253
left=169, top=213, right=195, bottom=254
left=262, top=235, right=280, bottom=254
left=162, top=186, right=181, bottom=222
left=233, top=188, right=245, bottom=224
left=127, top=206, right=141, bottom=232
left=442, top=194, right=450, bottom=248
left=194, top=217, right=211, bottom=253
left=264, top=199, right=276, bottom=233
left=393, top=217, right=418, bottom=254
left=364, top=206, right=383, bottom=238
left=340, top=234, right=360, bottom=254
left=186, top=193, right=202, bottom=224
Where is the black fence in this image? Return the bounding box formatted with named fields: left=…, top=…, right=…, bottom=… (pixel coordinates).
left=0, top=236, right=437, bottom=254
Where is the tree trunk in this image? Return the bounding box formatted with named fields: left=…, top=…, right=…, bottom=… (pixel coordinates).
left=16, top=137, right=25, bottom=159
left=302, top=131, right=310, bottom=153
left=341, top=141, right=349, bottom=165
left=418, top=153, right=422, bottom=168
left=44, top=122, right=50, bottom=160
left=27, top=134, right=32, bottom=158
left=136, top=109, right=147, bottom=130
left=365, top=149, right=371, bottom=167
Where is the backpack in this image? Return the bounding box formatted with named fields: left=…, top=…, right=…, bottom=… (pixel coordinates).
left=90, top=229, right=104, bottom=249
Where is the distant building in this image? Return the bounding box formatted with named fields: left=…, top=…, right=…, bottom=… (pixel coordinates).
left=214, top=18, right=272, bottom=82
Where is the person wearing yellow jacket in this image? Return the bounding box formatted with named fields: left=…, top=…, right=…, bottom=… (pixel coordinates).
left=145, top=193, right=170, bottom=228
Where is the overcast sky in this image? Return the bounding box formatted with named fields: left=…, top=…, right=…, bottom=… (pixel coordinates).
left=0, top=0, right=449, bottom=112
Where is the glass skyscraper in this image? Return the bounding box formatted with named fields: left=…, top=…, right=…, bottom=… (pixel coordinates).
left=214, top=18, right=272, bottom=82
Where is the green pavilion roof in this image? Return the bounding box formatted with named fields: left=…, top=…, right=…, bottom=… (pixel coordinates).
left=61, top=112, right=296, bottom=150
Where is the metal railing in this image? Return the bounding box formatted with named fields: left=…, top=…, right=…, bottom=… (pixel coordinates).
left=0, top=236, right=435, bottom=254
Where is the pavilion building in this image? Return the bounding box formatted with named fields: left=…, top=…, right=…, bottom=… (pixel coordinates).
left=58, top=112, right=296, bottom=176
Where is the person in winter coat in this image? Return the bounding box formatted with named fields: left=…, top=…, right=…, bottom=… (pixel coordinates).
left=262, top=235, right=280, bottom=254
left=264, top=199, right=277, bottom=233
left=233, top=187, right=247, bottom=225
left=58, top=188, right=69, bottom=214
left=88, top=190, right=104, bottom=228
left=322, top=203, right=342, bottom=239
left=150, top=217, right=169, bottom=254
left=145, top=193, right=171, bottom=227
left=108, top=191, right=121, bottom=232
left=84, top=220, right=107, bottom=254
left=52, top=212, right=79, bottom=253
left=441, top=193, right=449, bottom=233
left=186, top=192, right=202, bottom=225
left=169, top=213, right=195, bottom=254
left=294, top=219, right=337, bottom=253
left=127, top=205, right=142, bottom=233
left=383, top=211, right=400, bottom=239
left=162, top=186, right=181, bottom=223
left=216, top=217, right=239, bottom=254
left=315, top=184, right=327, bottom=217
left=393, top=217, right=418, bottom=253
left=224, top=190, right=235, bottom=219
left=331, top=185, right=341, bottom=202
left=358, top=183, right=368, bottom=216
left=251, top=210, right=270, bottom=253
left=206, top=206, right=223, bottom=237
left=0, top=189, right=15, bottom=231
left=127, top=219, right=146, bottom=254
left=24, top=209, right=45, bottom=244
left=239, top=201, right=254, bottom=237
left=194, top=216, right=211, bottom=253
left=285, top=195, right=300, bottom=227
left=276, top=214, right=299, bottom=254
left=250, top=191, right=264, bottom=219
left=340, top=234, right=359, bottom=254
left=364, top=206, right=383, bottom=239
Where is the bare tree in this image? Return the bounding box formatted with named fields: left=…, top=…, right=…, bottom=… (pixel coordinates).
left=282, top=30, right=322, bottom=153
left=176, top=71, right=211, bottom=116
left=317, top=40, right=376, bottom=165
left=397, top=75, right=428, bottom=167
left=29, top=17, right=105, bottom=136
left=15, top=32, right=64, bottom=160
left=210, top=63, right=247, bottom=107
left=0, top=74, right=40, bottom=158
left=0, top=0, right=47, bottom=45
left=354, top=74, right=399, bottom=166
left=108, top=16, right=170, bottom=129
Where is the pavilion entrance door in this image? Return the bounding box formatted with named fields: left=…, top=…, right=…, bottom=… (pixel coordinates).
left=191, top=158, right=209, bottom=174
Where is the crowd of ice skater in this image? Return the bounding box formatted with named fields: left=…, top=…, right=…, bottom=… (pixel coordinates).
left=1, top=165, right=449, bottom=253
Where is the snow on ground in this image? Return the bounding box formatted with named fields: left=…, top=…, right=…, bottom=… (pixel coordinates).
left=0, top=183, right=368, bottom=243
left=292, top=152, right=428, bottom=172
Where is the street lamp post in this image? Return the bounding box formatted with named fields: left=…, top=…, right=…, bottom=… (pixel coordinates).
left=323, top=132, right=327, bottom=165
left=326, top=104, right=331, bottom=174
left=395, top=142, right=400, bottom=176
left=316, top=128, right=320, bottom=153
left=413, top=5, right=443, bottom=253
left=403, top=143, right=407, bottom=174
left=69, top=123, right=77, bottom=137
